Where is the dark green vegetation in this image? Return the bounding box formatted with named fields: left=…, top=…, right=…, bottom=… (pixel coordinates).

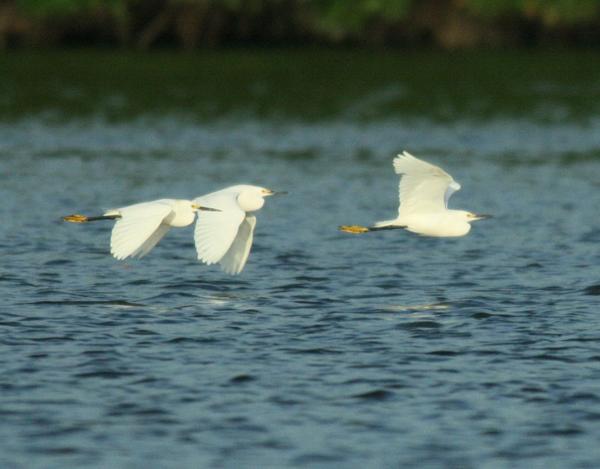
left=2, top=0, right=600, bottom=49
left=1, top=49, right=599, bottom=123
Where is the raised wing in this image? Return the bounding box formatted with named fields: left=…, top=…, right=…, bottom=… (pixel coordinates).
left=393, top=151, right=460, bottom=217
left=109, top=200, right=174, bottom=260
left=219, top=215, right=256, bottom=275
left=193, top=190, right=245, bottom=265
left=444, top=181, right=461, bottom=208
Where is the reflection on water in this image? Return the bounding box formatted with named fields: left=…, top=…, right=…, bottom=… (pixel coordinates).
left=0, top=50, right=599, bottom=468
left=381, top=303, right=450, bottom=313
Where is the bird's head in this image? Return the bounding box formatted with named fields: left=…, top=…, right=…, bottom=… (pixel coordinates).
left=260, top=187, right=275, bottom=197
left=258, top=187, right=288, bottom=197
left=236, top=185, right=286, bottom=212
left=462, top=211, right=492, bottom=223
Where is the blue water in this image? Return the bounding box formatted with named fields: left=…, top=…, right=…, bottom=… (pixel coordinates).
left=1, top=51, right=600, bottom=468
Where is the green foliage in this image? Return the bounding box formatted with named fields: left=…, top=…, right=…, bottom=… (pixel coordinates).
left=15, top=0, right=600, bottom=24
left=311, top=0, right=413, bottom=36
left=464, top=0, right=522, bottom=17
left=16, top=0, right=125, bottom=16
left=465, top=0, right=600, bottom=24
left=9, top=0, right=600, bottom=48
left=532, top=0, right=600, bottom=24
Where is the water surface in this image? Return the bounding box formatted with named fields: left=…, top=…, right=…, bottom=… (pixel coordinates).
left=1, top=50, right=599, bottom=468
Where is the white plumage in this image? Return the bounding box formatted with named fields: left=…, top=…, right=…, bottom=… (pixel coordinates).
left=64, top=198, right=213, bottom=260
left=394, top=152, right=460, bottom=218
left=63, top=185, right=275, bottom=274
left=64, top=185, right=277, bottom=274
left=108, top=200, right=177, bottom=260
left=193, top=185, right=274, bottom=275
left=218, top=216, right=256, bottom=275
left=341, top=151, right=489, bottom=237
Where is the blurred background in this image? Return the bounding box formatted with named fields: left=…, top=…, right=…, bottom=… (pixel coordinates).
left=2, top=0, right=600, bottom=49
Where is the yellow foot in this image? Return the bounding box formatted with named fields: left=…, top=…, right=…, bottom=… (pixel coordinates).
left=63, top=214, right=88, bottom=223
left=339, top=225, right=369, bottom=234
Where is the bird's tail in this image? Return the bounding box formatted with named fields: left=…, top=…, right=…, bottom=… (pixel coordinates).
left=63, top=214, right=120, bottom=223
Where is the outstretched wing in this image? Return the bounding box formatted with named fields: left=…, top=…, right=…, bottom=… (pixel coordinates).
left=393, top=151, right=460, bottom=217
left=109, top=200, right=174, bottom=260
left=193, top=190, right=245, bottom=265
left=219, top=215, right=257, bottom=275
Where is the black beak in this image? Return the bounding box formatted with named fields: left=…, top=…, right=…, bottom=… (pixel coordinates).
left=195, top=205, right=221, bottom=212
left=475, top=214, right=493, bottom=220
left=271, top=191, right=288, bottom=196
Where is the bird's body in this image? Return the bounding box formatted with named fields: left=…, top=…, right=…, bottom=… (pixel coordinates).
left=376, top=211, right=473, bottom=237
left=105, top=199, right=200, bottom=260
left=340, top=151, right=488, bottom=237
left=193, top=185, right=276, bottom=275
left=64, top=198, right=215, bottom=260
left=63, top=185, right=278, bottom=274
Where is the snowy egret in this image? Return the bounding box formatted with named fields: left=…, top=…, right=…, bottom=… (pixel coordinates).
left=193, top=185, right=283, bottom=275
left=63, top=199, right=219, bottom=260
left=340, top=151, right=489, bottom=237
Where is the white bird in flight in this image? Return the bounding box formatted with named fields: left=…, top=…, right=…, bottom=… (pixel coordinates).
left=63, top=199, right=219, bottom=260
left=63, top=185, right=281, bottom=274
left=193, top=185, right=282, bottom=274
left=340, top=151, right=489, bottom=237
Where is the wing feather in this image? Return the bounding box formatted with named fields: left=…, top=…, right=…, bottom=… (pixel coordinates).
left=219, top=215, right=256, bottom=275
left=133, top=224, right=172, bottom=258
left=393, top=151, right=460, bottom=217
left=193, top=190, right=245, bottom=265
left=109, top=200, right=174, bottom=260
